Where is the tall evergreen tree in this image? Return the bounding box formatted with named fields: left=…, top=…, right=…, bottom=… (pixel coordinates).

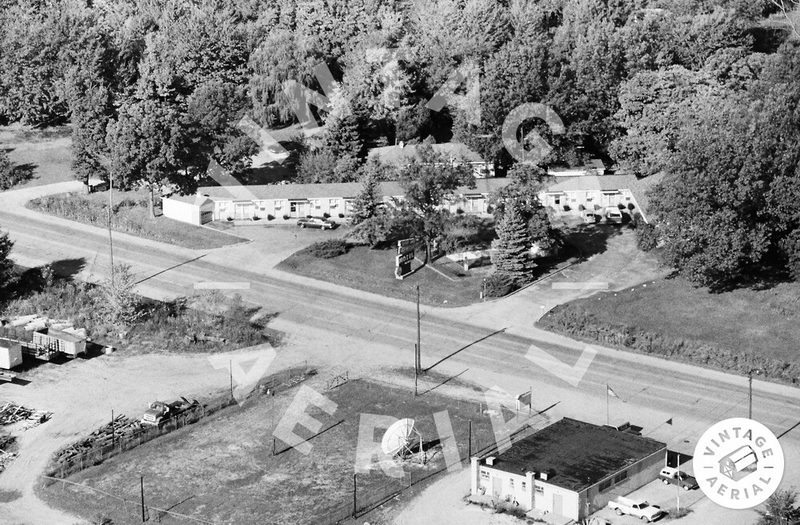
left=351, top=169, right=383, bottom=225
left=0, top=229, right=15, bottom=299
left=492, top=202, right=535, bottom=284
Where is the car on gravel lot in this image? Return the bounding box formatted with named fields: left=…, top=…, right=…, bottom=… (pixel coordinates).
left=297, top=217, right=337, bottom=229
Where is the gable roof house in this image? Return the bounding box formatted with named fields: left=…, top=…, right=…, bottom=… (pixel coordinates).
left=368, top=142, right=496, bottom=178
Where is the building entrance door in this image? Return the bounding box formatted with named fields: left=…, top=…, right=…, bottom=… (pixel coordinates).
left=553, top=494, right=563, bottom=516
left=492, top=477, right=502, bottom=499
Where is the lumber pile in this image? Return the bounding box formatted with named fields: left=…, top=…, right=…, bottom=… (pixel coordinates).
left=0, top=403, right=52, bottom=428
left=54, top=415, right=143, bottom=465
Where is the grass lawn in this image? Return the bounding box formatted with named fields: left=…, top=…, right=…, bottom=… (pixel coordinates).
left=0, top=124, right=74, bottom=189
left=538, top=276, right=800, bottom=373
left=278, top=244, right=490, bottom=307
left=27, top=190, right=247, bottom=250
left=39, top=375, right=501, bottom=525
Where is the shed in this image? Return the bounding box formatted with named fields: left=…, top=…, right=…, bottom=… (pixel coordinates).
left=32, top=328, right=86, bottom=358
left=0, top=338, right=23, bottom=370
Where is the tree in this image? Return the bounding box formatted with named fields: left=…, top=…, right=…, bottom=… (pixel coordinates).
left=399, top=144, right=474, bottom=260
left=0, top=229, right=14, bottom=298
left=492, top=202, right=535, bottom=285
left=491, top=164, right=558, bottom=252
left=757, top=488, right=800, bottom=525
left=351, top=166, right=382, bottom=226
left=105, top=98, right=192, bottom=213
left=610, top=67, right=713, bottom=177
left=296, top=150, right=339, bottom=183
left=0, top=151, right=15, bottom=190
left=100, top=264, right=142, bottom=333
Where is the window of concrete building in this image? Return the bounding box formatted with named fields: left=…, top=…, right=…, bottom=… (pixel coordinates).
left=509, top=479, right=515, bottom=488
left=599, top=479, right=612, bottom=492
left=535, top=485, right=544, bottom=494
left=613, top=471, right=628, bottom=484
left=480, top=470, right=489, bottom=479
left=522, top=482, right=526, bottom=490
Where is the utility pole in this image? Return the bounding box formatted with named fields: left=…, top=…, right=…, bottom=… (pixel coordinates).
left=352, top=473, right=357, bottom=518
left=229, top=360, right=234, bottom=400
left=676, top=452, right=681, bottom=512
left=414, top=344, right=418, bottom=397
left=748, top=369, right=761, bottom=419
left=416, top=285, right=421, bottom=374
left=107, top=174, right=115, bottom=288
left=468, top=420, right=472, bottom=458
left=140, top=475, right=146, bottom=522
left=111, top=409, right=115, bottom=449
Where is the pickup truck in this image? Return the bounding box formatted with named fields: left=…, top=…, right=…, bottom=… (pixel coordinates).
left=659, top=467, right=698, bottom=490
left=141, top=398, right=199, bottom=426
left=607, top=497, right=664, bottom=522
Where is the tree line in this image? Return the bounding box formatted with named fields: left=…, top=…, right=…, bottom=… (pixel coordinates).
left=1, top=0, right=799, bottom=288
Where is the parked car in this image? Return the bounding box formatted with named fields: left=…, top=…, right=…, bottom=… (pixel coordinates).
left=607, top=497, right=664, bottom=522
left=659, top=467, right=698, bottom=490
left=297, top=217, right=337, bottom=229
left=604, top=207, right=623, bottom=224
left=582, top=211, right=597, bottom=224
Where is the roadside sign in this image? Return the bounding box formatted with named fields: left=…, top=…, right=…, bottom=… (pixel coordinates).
left=395, top=238, right=417, bottom=279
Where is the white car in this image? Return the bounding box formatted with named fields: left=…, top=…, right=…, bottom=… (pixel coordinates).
left=604, top=207, right=623, bottom=224
left=607, top=496, right=664, bottom=522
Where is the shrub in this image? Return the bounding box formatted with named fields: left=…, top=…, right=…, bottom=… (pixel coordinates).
left=563, top=205, right=571, bottom=212
left=338, top=213, right=345, bottom=218
left=578, top=204, right=585, bottom=211
left=636, top=222, right=659, bottom=251
left=484, top=272, right=518, bottom=298
left=283, top=214, right=290, bottom=220
left=307, top=239, right=348, bottom=258
left=627, top=202, right=636, bottom=212
left=323, top=212, right=330, bottom=218
left=267, top=214, right=275, bottom=220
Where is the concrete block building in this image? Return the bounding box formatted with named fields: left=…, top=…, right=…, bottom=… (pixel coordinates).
left=470, top=418, right=666, bottom=522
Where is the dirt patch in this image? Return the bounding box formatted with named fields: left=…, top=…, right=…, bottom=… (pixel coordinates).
left=39, top=377, right=502, bottom=525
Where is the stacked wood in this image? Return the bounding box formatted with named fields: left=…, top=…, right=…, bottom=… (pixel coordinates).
left=0, top=403, right=52, bottom=427
left=0, top=433, right=17, bottom=474
left=54, top=415, right=144, bottom=465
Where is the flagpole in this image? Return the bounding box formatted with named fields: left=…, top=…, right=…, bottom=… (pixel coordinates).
left=606, top=384, right=609, bottom=425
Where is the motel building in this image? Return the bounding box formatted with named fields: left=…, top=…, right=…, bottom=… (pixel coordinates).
left=161, top=179, right=512, bottom=226
left=470, top=418, right=666, bottom=523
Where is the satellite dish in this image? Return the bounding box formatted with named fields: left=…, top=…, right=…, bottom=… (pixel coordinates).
left=381, top=418, right=416, bottom=456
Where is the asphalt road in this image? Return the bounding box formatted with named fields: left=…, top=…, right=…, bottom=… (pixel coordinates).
left=3, top=206, right=800, bottom=488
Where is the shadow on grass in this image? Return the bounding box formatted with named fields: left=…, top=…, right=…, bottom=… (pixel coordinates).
left=418, top=368, right=470, bottom=397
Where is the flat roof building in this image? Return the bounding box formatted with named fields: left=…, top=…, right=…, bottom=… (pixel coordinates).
left=470, top=418, right=666, bottom=522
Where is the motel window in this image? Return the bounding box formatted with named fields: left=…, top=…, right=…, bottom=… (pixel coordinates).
left=535, top=485, right=544, bottom=494
left=329, top=199, right=337, bottom=207
left=480, top=470, right=490, bottom=479
left=274, top=200, right=282, bottom=209
left=314, top=199, right=321, bottom=209
left=522, top=482, right=526, bottom=490
left=554, top=197, right=561, bottom=205
left=613, top=471, right=628, bottom=484
left=509, top=479, right=515, bottom=488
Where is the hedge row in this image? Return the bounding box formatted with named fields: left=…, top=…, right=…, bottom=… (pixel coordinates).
left=537, top=305, right=800, bottom=384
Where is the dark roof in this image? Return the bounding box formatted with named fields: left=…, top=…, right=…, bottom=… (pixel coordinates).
left=368, top=142, right=485, bottom=165
left=485, top=418, right=665, bottom=492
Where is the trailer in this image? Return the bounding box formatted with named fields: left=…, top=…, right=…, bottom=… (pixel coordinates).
left=32, top=328, right=86, bottom=358
left=0, top=338, right=23, bottom=370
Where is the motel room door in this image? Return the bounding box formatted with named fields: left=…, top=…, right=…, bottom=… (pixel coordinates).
left=552, top=494, right=563, bottom=516
left=234, top=202, right=254, bottom=220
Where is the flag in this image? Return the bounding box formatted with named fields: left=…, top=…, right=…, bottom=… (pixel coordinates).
left=666, top=418, right=673, bottom=425
left=607, top=385, right=619, bottom=398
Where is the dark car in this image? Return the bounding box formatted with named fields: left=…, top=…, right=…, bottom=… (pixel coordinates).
left=659, top=467, right=698, bottom=490
left=297, top=217, right=337, bottom=230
